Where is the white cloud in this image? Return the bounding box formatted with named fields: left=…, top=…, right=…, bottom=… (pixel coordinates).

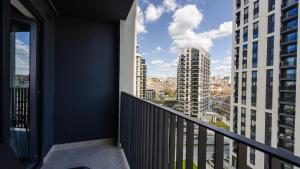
left=156, top=46, right=162, bottom=52
left=163, top=0, right=177, bottom=11
left=145, top=4, right=165, bottom=22
left=151, top=59, right=164, bottom=64
left=145, top=0, right=177, bottom=22
left=137, top=6, right=147, bottom=34
left=150, top=58, right=178, bottom=77
left=15, top=39, right=29, bottom=75
left=168, top=4, right=232, bottom=51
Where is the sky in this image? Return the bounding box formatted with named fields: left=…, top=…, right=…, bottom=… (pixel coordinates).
left=15, top=32, right=30, bottom=75
left=137, top=0, right=233, bottom=78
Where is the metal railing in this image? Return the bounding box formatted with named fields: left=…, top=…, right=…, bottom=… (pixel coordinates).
left=10, top=87, right=29, bottom=128
left=120, top=92, right=300, bottom=169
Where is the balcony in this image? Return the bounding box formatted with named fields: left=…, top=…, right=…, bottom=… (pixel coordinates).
left=2, top=0, right=300, bottom=169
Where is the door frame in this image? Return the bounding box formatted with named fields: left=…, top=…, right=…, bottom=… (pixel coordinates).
left=1, top=0, right=44, bottom=162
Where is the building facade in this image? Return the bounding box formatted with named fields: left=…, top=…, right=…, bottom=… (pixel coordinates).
left=176, top=48, right=210, bottom=119
left=231, top=0, right=300, bottom=168
left=136, top=54, right=147, bottom=98
left=145, top=89, right=156, bottom=100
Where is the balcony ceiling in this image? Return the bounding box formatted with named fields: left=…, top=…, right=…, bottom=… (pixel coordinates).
left=51, top=0, right=134, bottom=21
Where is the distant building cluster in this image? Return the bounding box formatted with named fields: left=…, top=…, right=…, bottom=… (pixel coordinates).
left=210, top=76, right=231, bottom=96
left=176, top=48, right=210, bottom=119
left=146, top=77, right=177, bottom=101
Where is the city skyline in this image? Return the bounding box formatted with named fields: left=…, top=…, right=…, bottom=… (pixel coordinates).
left=137, top=0, right=233, bottom=78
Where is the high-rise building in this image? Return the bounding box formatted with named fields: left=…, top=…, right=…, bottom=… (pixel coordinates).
left=231, top=0, right=299, bottom=168
left=136, top=53, right=147, bottom=98
left=176, top=48, right=210, bottom=119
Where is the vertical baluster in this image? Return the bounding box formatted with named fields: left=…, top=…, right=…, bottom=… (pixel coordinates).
left=162, top=110, right=170, bottom=169
left=24, top=88, right=28, bottom=128
left=269, top=156, right=281, bottom=169
left=137, top=99, right=140, bottom=169
left=153, top=106, right=158, bottom=169
left=157, top=108, right=164, bottom=169
left=169, top=114, right=176, bottom=169
left=214, top=133, right=224, bottom=169
left=134, top=98, right=138, bottom=169
left=186, top=121, right=194, bottom=169
left=142, top=101, right=146, bottom=169
left=237, top=142, right=247, bottom=169
left=176, top=117, right=184, bottom=169
left=198, top=126, right=207, bottom=169
left=20, top=88, right=24, bottom=128
left=146, top=103, right=150, bottom=169
left=149, top=104, right=154, bottom=169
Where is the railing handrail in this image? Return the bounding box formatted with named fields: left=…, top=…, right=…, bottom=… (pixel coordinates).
left=121, top=91, right=300, bottom=167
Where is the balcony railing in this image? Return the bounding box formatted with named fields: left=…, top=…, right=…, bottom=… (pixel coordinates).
left=120, top=92, right=300, bottom=169
left=10, top=87, right=29, bottom=128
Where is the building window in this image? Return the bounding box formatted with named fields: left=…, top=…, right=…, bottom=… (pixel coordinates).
left=283, top=19, right=297, bottom=32
left=242, top=72, right=247, bottom=105
left=234, top=72, right=239, bottom=103
left=268, top=14, right=275, bottom=33
left=283, top=7, right=298, bottom=19
left=265, top=69, right=273, bottom=109
left=244, top=7, right=249, bottom=24
left=241, top=107, right=246, bottom=136
left=236, top=12, right=241, bottom=28
left=233, top=106, right=238, bottom=133
left=278, top=127, right=294, bottom=152
left=236, top=0, right=241, bottom=9
left=264, top=112, right=272, bottom=169
left=235, top=30, right=240, bottom=44
left=268, top=0, right=275, bottom=11
left=251, top=109, right=256, bottom=139
left=253, top=22, right=259, bottom=39
left=235, top=47, right=239, bottom=70
left=252, top=41, right=258, bottom=68
left=267, top=36, right=274, bottom=66
left=243, top=26, right=248, bottom=42
left=232, top=155, right=237, bottom=168
left=242, top=45, right=247, bottom=69
left=244, top=0, right=249, bottom=5
left=251, top=71, right=257, bottom=107
left=253, top=1, right=259, bottom=19
left=250, top=148, right=256, bottom=165
left=286, top=32, right=297, bottom=42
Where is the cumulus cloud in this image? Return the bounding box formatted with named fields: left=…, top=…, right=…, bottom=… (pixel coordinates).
left=150, top=58, right=178, bottom=77
left=168, top=4, right=232, bottom=51
left=137, top=6, right=147, bottom=34
left=145, top=4, right=165, bottom=22
left=145, top=0, right=177, bottom=22
left=15, top=39, right=29, bottom=75
left=163, top=0, right=177, bottom=11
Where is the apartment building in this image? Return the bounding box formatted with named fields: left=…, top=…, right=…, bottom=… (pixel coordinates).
left=231, top=0, right=300, bottom=168
left=176, top=48, right=210, bottom=119
left=145, top=89, right=156, bottom=100
left=136, top=53, right=147, bottom=99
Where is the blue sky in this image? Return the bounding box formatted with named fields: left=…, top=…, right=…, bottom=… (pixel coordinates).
left=137, top=0, right=233, bottom=77
left=15, top=32, right=30, bottom=75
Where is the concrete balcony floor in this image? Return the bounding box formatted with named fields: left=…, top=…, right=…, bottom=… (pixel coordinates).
left=41, top=139, right=129, bottom=169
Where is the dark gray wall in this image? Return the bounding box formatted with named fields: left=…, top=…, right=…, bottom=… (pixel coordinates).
left=54, top=17, right=119, bottom=144
left=28, top=0, right=56, bottom=157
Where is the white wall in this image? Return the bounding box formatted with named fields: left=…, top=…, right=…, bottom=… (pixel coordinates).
left=118, top=0, right=137, bottom=146
left=119, top=0, right=137, bottom=95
